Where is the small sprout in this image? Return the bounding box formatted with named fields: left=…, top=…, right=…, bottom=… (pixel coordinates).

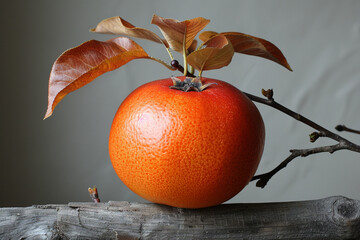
left=335, top=125, right=345, bottom=132
left=88, top=186, right=100, bottom=203
left=261, top=89, right=274, bottom=100
left=256, top=178, right=268, bottom=188
left=335, top=125, right=360, bottom=134
left=309, top=132, right=320, bottom=143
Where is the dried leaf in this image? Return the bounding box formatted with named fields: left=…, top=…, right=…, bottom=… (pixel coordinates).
left=198, top=31, right=218, bottom=42
left=44, top=37, right=149, bottom=119
left=199, top=31, right=292, bottom=71
left=187, top=35, right=234, bottom=72
left=188, top=39, right=198, bottom=53
left=151, top=15, right=210, bottom=52
left=91, top=16, right=168, bottom=47
left=223, top=32, right=292, bottom=71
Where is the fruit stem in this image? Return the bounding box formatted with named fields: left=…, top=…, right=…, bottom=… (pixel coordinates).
left=171, top=59, right=196, bottom=77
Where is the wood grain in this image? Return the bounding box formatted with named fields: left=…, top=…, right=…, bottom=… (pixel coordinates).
left=1, top=196, right=359, bottom=239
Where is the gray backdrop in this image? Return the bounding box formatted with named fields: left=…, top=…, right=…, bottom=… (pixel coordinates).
left=2, top=0, right=360, bottom=207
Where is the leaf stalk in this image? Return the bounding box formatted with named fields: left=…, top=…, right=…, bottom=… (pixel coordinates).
left=148, top=56, right=174, bottom=71
left=182, top=27, right=188, bottom=76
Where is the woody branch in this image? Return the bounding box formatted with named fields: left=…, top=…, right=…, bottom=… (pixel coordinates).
left=245, top=89, right=360, bottom=188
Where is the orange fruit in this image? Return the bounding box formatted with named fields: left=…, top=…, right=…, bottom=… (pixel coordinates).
left=109, top=76, right=265, bottom=208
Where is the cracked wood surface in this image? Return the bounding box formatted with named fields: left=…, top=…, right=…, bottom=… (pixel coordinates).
left=1, top=196, right=360, bottom=239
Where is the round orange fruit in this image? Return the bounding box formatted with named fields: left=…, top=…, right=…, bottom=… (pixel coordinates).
left=109, top=76, right=265, bottom=208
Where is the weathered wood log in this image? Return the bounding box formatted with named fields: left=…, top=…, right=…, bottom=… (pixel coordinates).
left=1, top=196, right=359, bottom=239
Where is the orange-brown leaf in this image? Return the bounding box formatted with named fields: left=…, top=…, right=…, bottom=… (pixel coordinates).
left=199, top=31, right=292, bottom=71
left=91, top=16, right=168, bottom=47
left=198, top=31, right=218, bottom=42
left=222, top=32, right=292, bottom=71
left=151, top=15, right=209, bottom=52
left=187, top=35, right=234, bottom=72
left=44, top=37, right=149, bottom=119
left=188, top=39, right=198, bottom=53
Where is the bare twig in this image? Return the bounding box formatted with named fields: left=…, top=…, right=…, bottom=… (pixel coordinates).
left=245, top=89, right=360, bottom=188
left=251, top=144, right=348, bottom=188
left=243, top=90, right=356, bottom=146
left=335, top=125, right=360, bottom=135
left=88, top=187, right=100, bottom=203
